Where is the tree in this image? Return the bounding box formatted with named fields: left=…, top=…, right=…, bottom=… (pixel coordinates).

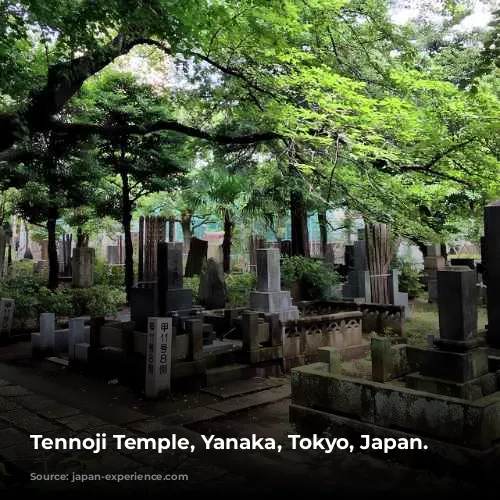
left=13, top=132, right=101, bottom=288
left=73, top=71, right=186, bottom=299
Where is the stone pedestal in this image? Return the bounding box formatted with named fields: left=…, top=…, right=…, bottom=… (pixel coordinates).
left=405, top=269, right=492, bottom=400
left=72, top=247, right=95, bottom=288
left=249, top=248, right=299, bottom=321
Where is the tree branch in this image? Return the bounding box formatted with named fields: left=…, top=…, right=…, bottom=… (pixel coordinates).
left=49, top=118, right=283, bottom=145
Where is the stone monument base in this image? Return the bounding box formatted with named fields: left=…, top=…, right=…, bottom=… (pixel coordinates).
left=249, top=290, right=299, bottom=321
left=289, top=404, right=500, bottom=478
left=290, top=362, right=500, bottom=476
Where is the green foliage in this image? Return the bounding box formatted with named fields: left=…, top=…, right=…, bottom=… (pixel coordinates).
left=94, top=261, right=125, bottom=288
left=391, top=256, right=424, bottom=299
left=226, top=272, right=257, bottom=307
left=185, top=272, right=257, bottom=307
left=0, top=263, right=125, bottom=328
left=183, top=276, right=200, bottom=303
left=281, top=256, right=342, bottom=300
left=69, top=286, right=126, bottom=317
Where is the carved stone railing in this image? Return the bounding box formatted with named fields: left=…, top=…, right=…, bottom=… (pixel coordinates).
left=282, top=311, right=363, bottom=369
left=296, top=300, right=404, bottom=335
left=359, top=303, right=404, bottom=335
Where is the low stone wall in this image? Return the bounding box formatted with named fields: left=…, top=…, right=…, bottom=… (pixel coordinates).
left=296, top=300, right=405, bottom=335
left=290, top=362, right=500, bottom=450
left=282, top=311, right=363, bottom=370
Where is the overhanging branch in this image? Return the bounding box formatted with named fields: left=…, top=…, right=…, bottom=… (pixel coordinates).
left=49, top=118, right=283, bottom=145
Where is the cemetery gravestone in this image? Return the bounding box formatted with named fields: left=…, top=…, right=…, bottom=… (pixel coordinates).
left=72, top=247, right=95, bottom=287
left=484, top=201, right=500, bottom=348
left=389, top=270, right=410, bottom=319
left=424, top=245, right=446, bottom=303
left=106, top=245, right=120, bottom=265
left=249, top=248, right=299, bottom=321
left=199, top=258, right=227, bottom=309
left=184, top=237, right=208, bottom=277
left=157, top=242, right=193, bottom=315
left=40, top=313, right=55, bottom=351
left=145, top=317, right=173, bottom=398
left=0, top=298, right=14, bottom=339
left=280, top=240, right=292, bottom=258
left=68, top=317, right=86, bottom=361
left=406, top=268, right=493, bottom=399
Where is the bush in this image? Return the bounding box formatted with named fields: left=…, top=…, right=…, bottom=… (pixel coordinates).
left=391, top=256, right=424, bottom=299
left=95, top=261, right=125, bottom=288
left=281, top=256, right=342, bottom=300
left=0, top=263, right=126, bottom=328
left=184, top=272, right=256, bottom=307
left=226, top=272, right=257, bottom=307
left=69, top=285, right=126, bottom=317
left=183, top=276, right=200, bottom=303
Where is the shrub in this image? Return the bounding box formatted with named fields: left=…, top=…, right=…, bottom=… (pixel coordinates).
left=69, top=285, right=126, bottom=317
left=184, top=272, right=257, bottom=307
left=226, top=272, right=257, bottom=307
left=281, top=256, right=342, bottom=300
left=94, top=261, right=125, bottom=288
left=183, top=276, right=200, bottom=303
left=0, top=261, right=126, bottom=328
left=391, top=256, right=424, bottom=299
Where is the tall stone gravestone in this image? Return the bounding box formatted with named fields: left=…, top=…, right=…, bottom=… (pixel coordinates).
left=485, top=201, right=500, bottom=348
left=423, top=244, right=445, bottom=303
left=199, top=258, right=227, bottom=309
left=145, top=317, right=173, bottom=398
left=40, top=313, right=55, bottom=351
left=0, top=298, right=14, bottom=339
left=106, top=245, right=120, bottom=265
left=68, top=317, right=86, bottom=362
left=131, top=242, right=194, bottom=331
left=389, top=270, right=410, bottom=319
left=184, top=237, right=208, bottom=277
left=249, top=248, right=299, bottom=321
left=157, top=242, right=193, bottom=315
left=72, top=247, right=95, bottom=287
left=406, top=268, right=493, bottom=400
left=342, top=238, right=371, bottom=302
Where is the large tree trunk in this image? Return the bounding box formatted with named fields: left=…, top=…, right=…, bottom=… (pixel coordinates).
left=180, top=211, right=193, bottom=252
left=318, top=210, right=328, bottom=257
left=290, top=190, right=310, bottom=257
left=365, top=224, right=396, bottom=304
left=222, top=210, right=234, bottom=273
left=47, top=209, right=59, bottom=290
left=121, top=172, right=134, bottom=303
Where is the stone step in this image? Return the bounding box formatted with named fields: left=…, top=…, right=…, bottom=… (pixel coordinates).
left=201, top=376, right=287, bottom=399
left=45, top=356, right=69, bottom=367
left=205, top=363, right=254, bottom=386
left=205, top=384, right=291, bottom=414
left=129, top=384, right=291, bottom=432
